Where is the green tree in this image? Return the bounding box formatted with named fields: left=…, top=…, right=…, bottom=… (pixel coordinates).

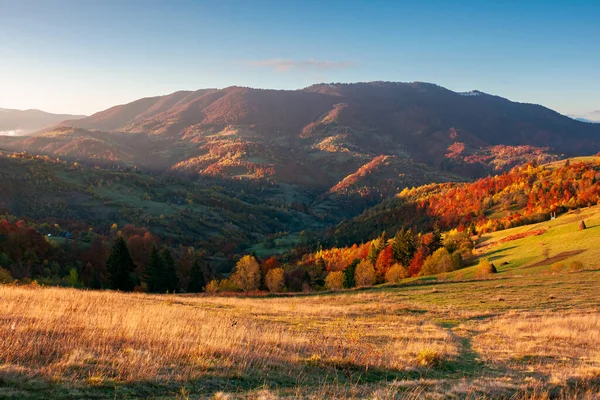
left=106, top=236, right=136, bottom=291
left=144, top=245, right=164, bottom=293
left=161, top=247, right=178, bottom=293
left=367, top=231, right=386, bottom=264
left=392, top=229, right=416, bottom=266
left=67, top=268, right=82, bottom=288
left=344, top=259, right=360, bottom=288
left=188, top=257, right=207, bottom=293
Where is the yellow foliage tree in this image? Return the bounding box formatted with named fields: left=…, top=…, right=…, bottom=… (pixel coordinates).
left=325, top=271, right=344, bottom=291
left=355, top=259, right=376, bottom=287
left=384, top=263, right=409, bottom=284
left=266, top=267, right=285, bottom=293
left=231, top=255, right=260, bottom=292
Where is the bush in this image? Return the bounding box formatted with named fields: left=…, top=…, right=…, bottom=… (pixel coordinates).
left=265, top=267, right=285, bottom=293
left=0, top=267, right=14, bottom=284
left=205, top=280, right=219, bottom=294
left=569, top=260, right=585, bottom=271
left=230, top=255, right=261, bottom=292
left=415, top=348, right=443, bottom=367
left=385, top=263, right=410, bottom=284
left=477, top=258, right=497, bottom=276
left=325, top=271, right=344, bottom=291
left=218, top=279, right=240, bottom=293
left=551, top=262, right=566, bottom=273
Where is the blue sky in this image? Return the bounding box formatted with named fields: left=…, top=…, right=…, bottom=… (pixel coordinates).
left=0, top=0, right=598, bottom=116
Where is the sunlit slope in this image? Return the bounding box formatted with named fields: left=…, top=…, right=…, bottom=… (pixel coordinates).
left=474, top=205, right=600, bottom=274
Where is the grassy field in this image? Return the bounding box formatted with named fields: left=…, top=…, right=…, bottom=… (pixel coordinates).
left=472, top=205, right=600, bottom=275
left=3, top=265, right=600, bottom=399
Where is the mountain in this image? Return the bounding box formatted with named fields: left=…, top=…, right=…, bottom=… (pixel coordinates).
left=1, top=82, right=599, bottom=218
left=571, top=110, right=600, bottom=123
left=0, top=108, right=86, bottom=136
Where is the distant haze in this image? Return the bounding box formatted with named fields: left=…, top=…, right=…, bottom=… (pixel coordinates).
left=0, top=108, right=86, bottom=136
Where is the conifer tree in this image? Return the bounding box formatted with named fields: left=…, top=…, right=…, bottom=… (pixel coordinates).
left=106, top=236, right=136, bottom=291
left=392, top=229, right=416, bottom=267
left=144, top=245, right=164, bottom=293
left=161, top=247, right=178, bottom=293
left=344, top=259, right=360, bottom=288
left=188, top=257, right=207, bottom=293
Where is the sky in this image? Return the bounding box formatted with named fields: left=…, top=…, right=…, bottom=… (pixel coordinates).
left=0, top=0, right=599, bottom=116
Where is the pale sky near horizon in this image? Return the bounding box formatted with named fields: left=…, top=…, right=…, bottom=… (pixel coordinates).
left=0, top=0, right=598, bottom=116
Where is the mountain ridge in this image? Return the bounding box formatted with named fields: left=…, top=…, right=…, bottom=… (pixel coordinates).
left=1, top=81, right=598, bottom=219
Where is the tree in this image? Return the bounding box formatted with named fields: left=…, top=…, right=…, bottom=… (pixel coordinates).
left=343, top=259, right=360, bottom=288
left=325, top=271, right=344, bottom=291
left=367, top=232, right=386, bottom=264
left=375, top=245, right=394, bottom=278
left=0, top=267, right=13, bottom=284
left=188, top=257, right=207, bottom=293
left=385, top=263, right=410, bottom=284
left=161, top=247, right=178, bottom=293
left=144, top=245, right=164, bottom=293
left=420, top=248, right=456, bottom=276
left=106, top=236, right=136, bottom=291
left=355, top=259, right=376, bottom=287
left=67, top=268, right=82, bottom=288
left=231, top=255, right=261, bottom=292
left=266, top=267, right=285, bottom=293
left=392, top=229, right=416, bottom=266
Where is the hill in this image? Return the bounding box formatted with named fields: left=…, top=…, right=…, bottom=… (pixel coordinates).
left=1, top=82, right=598, bottom=218
left=0, top=152, right=318, bottom=269
left=331, top=157, right=600, bottom=245
left=0, top=108, right=85, bottom=136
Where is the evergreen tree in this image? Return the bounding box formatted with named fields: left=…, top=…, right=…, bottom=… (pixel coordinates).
left=188, top=257, right=207, bottom=293
left=144, top=245, right=164, bottom=293
left=344, top=259, right=360, bottom=288
left=392, top=229, right=416, bottom=267
left=161, top=247, right=178, bottom=293
left=367, top=231, right=386, bottom=264
left=106, top=236, right=136, bottom=291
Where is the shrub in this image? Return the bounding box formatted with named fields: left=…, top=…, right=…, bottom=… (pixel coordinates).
left=385, top=263, right=410, bottom=284
left=551, top=262, right=566, bottom=273
left=415, top=348, right=443, bottom=367
left=218, top=279, right=240, bottom=293
left=230, top=255, right=260, bottom=292
left=569, top=260, right=585, bottom=271
left=0, top=267, right=14, bottom=284
left=325, top=271, right=344, bottom=291
left=354, top=259, right=377, bottom=287
left=265, top=267, right=285, bottom=293
left=205, top=280, right=219, bottom=294
left=477, top=258, right=497, bottom=276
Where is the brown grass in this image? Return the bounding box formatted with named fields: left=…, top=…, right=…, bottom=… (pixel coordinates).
left=2, top=270, right=600, bottom=398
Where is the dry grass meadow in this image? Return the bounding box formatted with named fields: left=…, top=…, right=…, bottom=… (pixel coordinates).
left=2, top=269, right=600, bottom=399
